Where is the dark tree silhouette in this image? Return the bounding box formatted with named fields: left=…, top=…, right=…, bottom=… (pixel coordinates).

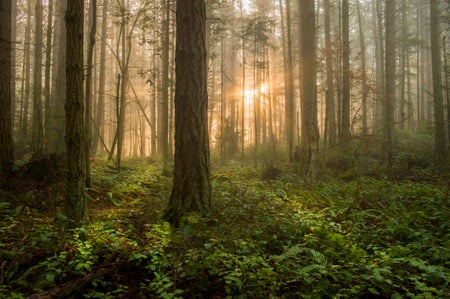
left=163, top=0, right=211, bottom=225
left=0, top=0, right=13, bottom=177
left=65, top=0, right=86, bottom=228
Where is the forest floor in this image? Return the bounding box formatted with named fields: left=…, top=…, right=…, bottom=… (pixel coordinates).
left=0, top=157, right=449, bottom=298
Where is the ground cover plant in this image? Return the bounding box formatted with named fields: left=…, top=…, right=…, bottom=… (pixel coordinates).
left=0, top=158, right=449, bottom=298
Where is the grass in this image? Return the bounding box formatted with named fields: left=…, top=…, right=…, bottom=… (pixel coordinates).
left=0, top=157, right=449, bottom=298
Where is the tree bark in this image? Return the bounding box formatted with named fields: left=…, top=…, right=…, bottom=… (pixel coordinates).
left=324, top=0, right=337, bottom=146
left=163, top=0, right=211, bottom=226
left=32, top=0, right=44, bottom=157
left=65, top=0, right=86, bottom=228
left=429, top=0, right=447, bottom=162
left=299, top=0, right=320, bottom=179
left=340, top=0, right=351, bottom=145
left=85, top=0, right=97, bottom=187
left=0, top=0, right=14, bottom=177
left=384, top=0, right=396, bottom=169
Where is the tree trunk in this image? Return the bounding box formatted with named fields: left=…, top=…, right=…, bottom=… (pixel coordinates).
left=0, top=0, right=14, bottom=177
left=65, top=0, right=86, bottom=228
left=85, top=0, right=97, bottom=187
left=429, top=0, right=447, bottom=161
left=44, top=0, right=53, bottom=152
left=163, top=0, right=211, bottom=226
left=299, top=0, right=320, bottom=179
left=93, top=0, right=109, bottom=154
left=32, top=0, right=44, bottom=157
left=279, top=0, right=296, bottom=161
left=324, top=0, right=337, bottom=146
left=384, top=0, right=395, bottom=169
left=356, top=0, right=368, bottom=135
left=160, top=0, right=170, bottom=173
left=50, top=0, right=67, bottom=154
left=20, top=0, right=32, bottom=139
left=340, top=0, right=351, bottom=145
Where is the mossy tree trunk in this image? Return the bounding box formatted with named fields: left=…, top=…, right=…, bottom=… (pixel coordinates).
left=65, top=0, right=86, bottom=229
left=163, top=0, right=211, bottom=226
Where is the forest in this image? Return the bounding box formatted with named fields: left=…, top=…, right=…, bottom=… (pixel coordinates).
left=0, top=0, right=449, bottom=297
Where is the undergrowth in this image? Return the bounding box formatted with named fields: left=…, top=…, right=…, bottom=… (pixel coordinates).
left=0, top=159, right=449, bottom=298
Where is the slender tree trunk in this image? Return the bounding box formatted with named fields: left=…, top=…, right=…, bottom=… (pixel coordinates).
left=324, top=0, right=337, bottom=146
left=44, top=0, right=53, bottom=152
left=21, top=0, right=32, bottom=139
left=0, top=0, right=14, bottom=177
left=93, top=0, right=109, bottom=154
left=429, top=0, right=447, bottom=161
left=384, top=0, right=395, bottom=169
left=65, top=0, right=86, bottom=229
left=160, top=0, right=170, bottom=173
left=85, top=0, right=97, bottom=187
left=356, top=0, right=368, bottom=135
left=163, top=0, right=211, bottom=226
left=398, top=0, right=406, bottom=130
left=10, top=0, right=16, bottom=133
left=340, top=0, right=351, bottom=145
left=443, top=35, right=450, bottom=145
left=32, top=0, right=44, bottom=157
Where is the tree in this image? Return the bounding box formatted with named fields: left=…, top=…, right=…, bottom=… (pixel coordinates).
left=279, top=0, right=296, bottom=161
left=384, top=0, right=395, bottom=169
left=0, top=0, right=14, bottom=177
left=429, top=0, right=447, bottom=162
left=65, top=0, right=86, bottom=228
left=299, top=0, right=320, bottom=179
left=85, top=0, right=97, bottom=187
left=323, top=0, right=337, bottom=147
left=160, top=0, right=171, bottom=173
left=163, top=0, right=211, bottom=225
left=340, top=0, right=351, bottom=145
left=32, top=0, right=44, bottom=157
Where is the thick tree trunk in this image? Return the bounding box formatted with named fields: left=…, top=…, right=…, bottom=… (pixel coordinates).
left=0, top=0, right=14, bottom=177
left=65, top=0, right=86, bottom=228
left=163, top=0, right=211, bottom=226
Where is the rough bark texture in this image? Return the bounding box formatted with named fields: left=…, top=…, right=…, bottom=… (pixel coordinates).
left=429, top=0, right=447, bottom=162
left=324, top=0, right=337, bottom=147
left=299, top=0, right=320, bottom=179
left=163, top=0, right=211, bottom=226
left=340, top=0, right=351, bottom=145
left=0, top=0, right=14, bottom=177
left=384, top=0, right=395, bottom=168
left=32, top=0, right=44, bottom=156
left=65, top=0, right=86, bottom=228
left=85, top=0, right=97, bottom=187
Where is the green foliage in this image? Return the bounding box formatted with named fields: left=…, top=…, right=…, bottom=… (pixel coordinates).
left=1, top=160, right=449, bottom=297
